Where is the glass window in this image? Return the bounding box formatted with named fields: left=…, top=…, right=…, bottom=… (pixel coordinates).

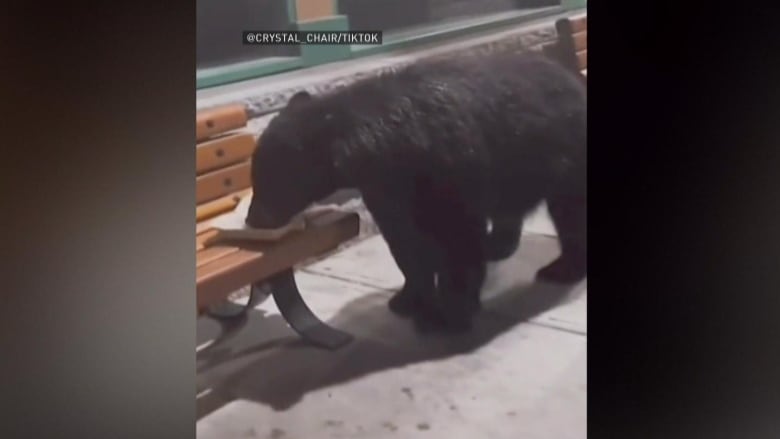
left=197, top=0, right=299, bottom=70
left=339, top=0, right=561, bottom=34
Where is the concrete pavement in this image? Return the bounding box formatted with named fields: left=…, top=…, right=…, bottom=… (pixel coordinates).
left=196, top=230, right=586, bottom=439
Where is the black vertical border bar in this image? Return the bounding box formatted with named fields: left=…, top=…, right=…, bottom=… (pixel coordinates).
left=1, top=1, right=197, bottom=438
left=588, top=1, right=780, bottom=437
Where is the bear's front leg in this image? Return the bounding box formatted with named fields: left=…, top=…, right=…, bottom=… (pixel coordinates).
left=362, top=192, right=438, bottom=318
left=484, top=216, right=523, bottom=262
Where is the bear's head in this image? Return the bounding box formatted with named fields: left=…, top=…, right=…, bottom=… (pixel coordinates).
left=246, top=91, right=341, bottom=229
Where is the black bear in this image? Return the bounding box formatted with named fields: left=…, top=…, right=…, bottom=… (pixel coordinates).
left=246, top=51, right=587, bottom=332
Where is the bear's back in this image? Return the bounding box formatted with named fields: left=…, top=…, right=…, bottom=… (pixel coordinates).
left=281, top=52, right=585, bottom=203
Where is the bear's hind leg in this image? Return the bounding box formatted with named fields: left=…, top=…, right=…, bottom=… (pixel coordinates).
left=415, top=210, right=487, bottom=333
left=536, top=190, right=587, bottom=284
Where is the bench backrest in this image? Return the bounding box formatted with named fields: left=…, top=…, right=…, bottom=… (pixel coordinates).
left=195, top=105, right=254, bottom=223
left=543, top=14, right=587, bottom=77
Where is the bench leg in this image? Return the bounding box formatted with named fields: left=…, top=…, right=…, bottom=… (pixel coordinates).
left=206, top=283, right=270, bottom=320
left=265, top=268, right=354, bottom=350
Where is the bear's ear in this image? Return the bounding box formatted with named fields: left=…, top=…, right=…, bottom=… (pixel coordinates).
left=285, top=91, right=313, bottom=110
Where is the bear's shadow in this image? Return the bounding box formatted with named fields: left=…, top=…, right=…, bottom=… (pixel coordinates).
left=196, top=269, right=585, bottom=418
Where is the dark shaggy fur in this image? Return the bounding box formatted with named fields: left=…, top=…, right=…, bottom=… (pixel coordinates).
left=247, top=52, right=587, bottom=332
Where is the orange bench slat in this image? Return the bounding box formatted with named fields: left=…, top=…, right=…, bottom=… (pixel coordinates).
left=570, top=15, right=587, bottom=33
left=196, top=132, right=256, bottom=175
left=196, top=188, right=252, bottom=222
left=196, top=161, right=251, bottom=204
left=196, top=104, right=248, bottom=141
left=577, top=50, right=587, bottom=70
left=573, top=31, right=587, bottom=52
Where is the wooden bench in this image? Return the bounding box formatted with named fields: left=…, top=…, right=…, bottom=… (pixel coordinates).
left=196, top=105, right=360, bottom=350
left=543, top=13, right=587, bottom=80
